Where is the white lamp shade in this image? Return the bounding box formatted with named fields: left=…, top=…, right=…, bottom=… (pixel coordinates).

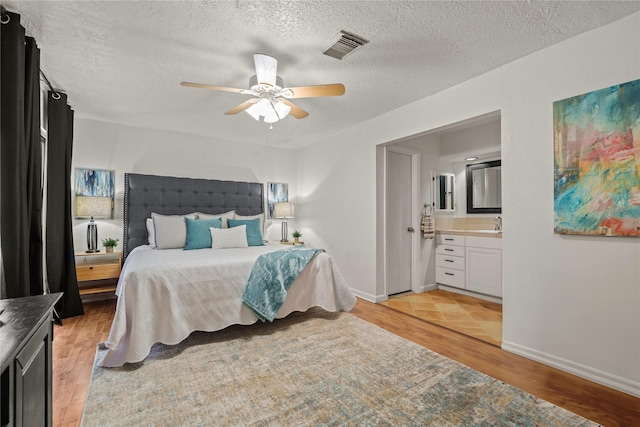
left=274, top=202, right=295, bottom=219
left=74, top=195, right=113, bottom=219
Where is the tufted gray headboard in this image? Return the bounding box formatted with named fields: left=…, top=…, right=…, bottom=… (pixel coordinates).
left=123, top=173, right=264, bottom=261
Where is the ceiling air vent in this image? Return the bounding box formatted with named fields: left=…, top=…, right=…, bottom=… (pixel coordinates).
left=323, top=31, right=369, bottom=60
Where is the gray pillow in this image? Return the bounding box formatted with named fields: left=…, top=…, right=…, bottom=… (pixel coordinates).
left=196, top=210, right=235, bottom=228
left=151, top=212, right=196, bottom=249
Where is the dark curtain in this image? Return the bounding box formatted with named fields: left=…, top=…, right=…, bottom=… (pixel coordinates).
left=46, top=92, right=83, bottom=318
left=0, top=12, right=44, bottom=298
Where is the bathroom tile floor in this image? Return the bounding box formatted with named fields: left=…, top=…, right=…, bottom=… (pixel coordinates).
left=379, top=289, right=502, bottom=346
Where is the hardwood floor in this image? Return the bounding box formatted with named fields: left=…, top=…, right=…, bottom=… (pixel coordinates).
left=54, top=298, right=639, bottom=427
left=380, top=289, right=503, bottom=346
left=52, top=300, right=115, bottom=427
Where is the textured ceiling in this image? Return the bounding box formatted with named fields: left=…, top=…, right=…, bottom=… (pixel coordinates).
left=3, top=1, right=639, bottom=148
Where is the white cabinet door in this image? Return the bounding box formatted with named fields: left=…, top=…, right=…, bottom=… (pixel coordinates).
left=466, top=246, right=502, bottom=297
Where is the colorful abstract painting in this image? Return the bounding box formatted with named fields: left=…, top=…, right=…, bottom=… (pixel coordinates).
left=267, top=182, right=288, bottom=219
left=553, top=79, right=640, bottom=237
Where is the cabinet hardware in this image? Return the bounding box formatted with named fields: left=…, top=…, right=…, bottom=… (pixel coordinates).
left=445, top=272, right=454, bottom=276
left=444, top=248, right=453, bottom=251
left=445, top=238, right=454, bottom=241
left=445, top=259, right=454, bottom=262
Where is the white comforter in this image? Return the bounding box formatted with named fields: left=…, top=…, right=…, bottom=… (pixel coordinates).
left=101, top=243, right=356, bottom=367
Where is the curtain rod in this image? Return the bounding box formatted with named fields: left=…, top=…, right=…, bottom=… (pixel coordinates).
left=1, top=8, right=62, bottom=100
left=39, top=71, right=61, bottom=99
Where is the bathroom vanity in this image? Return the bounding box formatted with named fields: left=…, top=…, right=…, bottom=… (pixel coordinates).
left=435, top=231, right=502, bottom=299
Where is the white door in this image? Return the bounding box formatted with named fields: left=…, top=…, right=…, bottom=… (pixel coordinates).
left=386, top=149, right=414, bottom=295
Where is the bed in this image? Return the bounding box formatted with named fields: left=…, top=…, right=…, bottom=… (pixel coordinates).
left=100, top=173, right=356, bottom=367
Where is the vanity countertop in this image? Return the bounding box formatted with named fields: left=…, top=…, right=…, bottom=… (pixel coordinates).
left=436, top=229, right=502, bottom=238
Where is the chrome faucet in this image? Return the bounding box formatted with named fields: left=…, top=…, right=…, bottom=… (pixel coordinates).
left=495, top=216, right=502, bottom=231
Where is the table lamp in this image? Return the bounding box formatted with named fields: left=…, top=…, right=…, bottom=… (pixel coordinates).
left=74, top=195, right=113, bottom=252
left=273, top=202, right=295, bottom=242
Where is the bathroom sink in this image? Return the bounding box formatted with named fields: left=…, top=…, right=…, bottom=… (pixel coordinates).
left=437, top=229, right=502, bottom=236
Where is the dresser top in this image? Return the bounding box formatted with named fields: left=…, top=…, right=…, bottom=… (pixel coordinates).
left=0, top=293, right=62, bottom=371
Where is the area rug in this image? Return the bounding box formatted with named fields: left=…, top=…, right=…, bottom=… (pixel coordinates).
left=81, top=309, right=597, bottom=426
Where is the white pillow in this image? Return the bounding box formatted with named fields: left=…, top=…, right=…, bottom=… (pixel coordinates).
left=146, top=218, right=156, bottom=247
left=210, top=225, right=248, bottom=249
left=197, top=211, right=235, bottom=228
left=151, top=212, right=197, bottom=249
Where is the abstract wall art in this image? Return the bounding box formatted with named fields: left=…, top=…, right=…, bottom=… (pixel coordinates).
left=553, top=79, right=640, bottom=237
left=74, top=168, right=115, bottom=219
left=267, top=182, right=288, bottom=219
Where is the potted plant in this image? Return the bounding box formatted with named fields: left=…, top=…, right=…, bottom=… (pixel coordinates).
left=102, top=237, right=119, bottom=253
left=292, top=230, right=302, bottom=244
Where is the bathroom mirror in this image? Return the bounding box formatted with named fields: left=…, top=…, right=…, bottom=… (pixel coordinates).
left=432, top=171, right=455, bottom=212
left=466, top=160, right=501, bottom=214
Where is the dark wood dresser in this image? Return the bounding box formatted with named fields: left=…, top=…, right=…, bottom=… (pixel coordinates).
left=1, top=293, right=62, bottom=427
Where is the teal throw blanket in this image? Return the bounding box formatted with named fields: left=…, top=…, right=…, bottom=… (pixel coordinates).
left=243, top=247, right=324, bottom=322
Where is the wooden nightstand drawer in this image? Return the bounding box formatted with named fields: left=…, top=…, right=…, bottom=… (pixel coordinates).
left=76, top=263, right=120, bottom=281
left=75, top=251, right=122, bottom=296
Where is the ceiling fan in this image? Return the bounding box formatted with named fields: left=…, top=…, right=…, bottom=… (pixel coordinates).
left=181, top=54, right=345, bottom=125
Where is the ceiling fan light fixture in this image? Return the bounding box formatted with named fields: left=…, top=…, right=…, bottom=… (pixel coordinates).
left=245, top=103, right=262, bottom=121
left=274, top=100, right=291, bottom=117
left=245, top=98, right=291, bottom=123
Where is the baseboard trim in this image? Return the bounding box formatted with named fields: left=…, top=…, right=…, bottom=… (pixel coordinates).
left=438, top=285, right=502, bottom=304
left=415, top=283, right=438, bottom=293
left=502, top=340, right=640, bottom=398
left=351, top=289, right=387, bottom=303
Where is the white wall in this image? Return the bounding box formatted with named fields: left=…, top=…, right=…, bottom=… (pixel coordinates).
left=71, top=118, right=300, bottom=251
left=299, top=12, right=640, bottom=396
left=440, top=118, right=501, bottom=162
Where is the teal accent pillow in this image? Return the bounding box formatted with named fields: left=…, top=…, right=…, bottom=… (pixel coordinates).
left=184, top=217, right=222, bottom=250
left=228, top=218, right=264, bottom=246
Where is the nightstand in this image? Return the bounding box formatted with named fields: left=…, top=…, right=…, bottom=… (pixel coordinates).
left=75, top=251, right=122, bottom=296
left=278, top=241, right=305, bottom=246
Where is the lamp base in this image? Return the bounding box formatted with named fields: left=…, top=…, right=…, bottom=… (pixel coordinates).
left=280, top=219, right=289, bottom=242
left=87, top=217, right=99, bottom=253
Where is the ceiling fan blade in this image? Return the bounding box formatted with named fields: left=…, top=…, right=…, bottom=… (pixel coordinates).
left=280, top=99, right=309, bottom=119
left=224, top=98, right=259, bottom=115
left=181, top=81, right=247, bottom=93
left=280, top=83, right=345, bottom=99
left=253, top=54, right=277, bottom=87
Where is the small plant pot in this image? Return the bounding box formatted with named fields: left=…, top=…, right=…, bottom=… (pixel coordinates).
left=294, top=237, right=300, bottom=243
left=105, top=246, right=114, bottom=253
